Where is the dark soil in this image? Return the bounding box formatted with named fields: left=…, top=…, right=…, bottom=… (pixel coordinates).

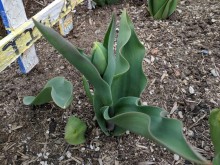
left=0, top=0, right=220, bottom=164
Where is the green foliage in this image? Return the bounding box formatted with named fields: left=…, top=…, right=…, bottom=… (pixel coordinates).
left=93, top=0, right=119, bottom=6
left=213, top=154, right=220, bottom=165
left=148, top=0, right=179, bottom=19
left=65, top=116, right=87, bottom=145
left=23, top=77, right=73, bottom=109
left=209, top=108, right=220, bottom=165
left=32, top=11, right=208, bottom=164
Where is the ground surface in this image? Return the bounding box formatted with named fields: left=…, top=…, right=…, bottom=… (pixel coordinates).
left=0, top=0, right=220, bottom=164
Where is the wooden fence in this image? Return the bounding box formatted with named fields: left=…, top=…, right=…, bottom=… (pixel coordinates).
left=0, top=0, right=83, bottom=73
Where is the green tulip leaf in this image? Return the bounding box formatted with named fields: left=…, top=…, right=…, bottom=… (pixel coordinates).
left=33, top=19, right=112, bottom=106
left=103, top=97, right=208, bottom=164
left=103, top=14, right=116, bottom=85
left=65, top=116, right=87, bottom=145
left=92, top=14, right=116, bottom=135
left=213, top=153, right=220, bottom=165
left=82, top=76, right=94, bottom=104
left=148, top=0, right=179, bottom=19
left=112, top=10, right=147, bottom=103
left=209, top=108, right=220, bottom=155
left=23, top=77, right=73, bottom=109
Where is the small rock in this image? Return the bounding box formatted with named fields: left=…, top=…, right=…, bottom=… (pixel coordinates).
left=187, top=130, right=194, bottom=137
left=201, top=50, right=209, bottom=55
left=95, top=29, right=101, bottom=34
left=174, top=154, right=180, bottom=161
left=37, top=153, right=43, bottom=157
left=81, top=147, right=86, bottom=151
left=178, top=111, right=183, bottom=119
left=58, top=156, right=64, bottom=161
left=211, top=69, right=219, bottom=77
left=40, top=161, right=47, bottom=165
left=150, top=56, right=155, bottom=63
left=150, top=146, right=154, bottom=152
left=211, top=19, right=216, bottom=23
left=144, top=58, right=151, bottom=64
left=90, top=144, right=94, bottom=150
left=189, top=86, right=195, bottom=94
left=151, top=48, right=159, bottom=55
left=95, top=147, right=100, bottom=151
left=204, top=146, right=210, bottom=151
left=43, top=155, right=48, bottom=159
left=66, top=151, right=71, bottom=158
left=60, top=66, right=65, bottom=69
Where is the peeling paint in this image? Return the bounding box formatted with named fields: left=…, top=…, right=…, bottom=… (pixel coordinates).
left=0, top=0, right=83, bottom=72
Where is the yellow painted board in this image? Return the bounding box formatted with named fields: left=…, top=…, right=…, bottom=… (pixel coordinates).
left=0, top=0, right=83, bottom=72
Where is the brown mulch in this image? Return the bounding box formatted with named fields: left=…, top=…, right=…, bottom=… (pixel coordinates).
left=0, top=0, right=220, bottom=164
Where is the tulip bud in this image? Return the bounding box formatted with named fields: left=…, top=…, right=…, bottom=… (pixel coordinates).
left=91, top=42, right=108, bottom=75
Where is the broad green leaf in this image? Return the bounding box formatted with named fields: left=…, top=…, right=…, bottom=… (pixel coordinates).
left=209, top=108, right=220, bottom=154
left=33, top=20, right=112, bottom=106
left=112, top=10, right=147, bottom=103
left=167, top=0, right=179, bottom=17
left=23, top=77, right=73, bottom=109
left=93, top=94, right=110, bottom=135
left=114, top=10, right=130, bottom=78
left=103, top=14, right=116, bottom=85
left=91, top=14, right=116, bottom=135
left=104, top=97, right=208, bottom=164
left=148, top=0, right=168, bottom=16
left=148, top=0, right=179, bottom=19
left=65, top=116, right=87, bottom=145
left=213, top=153, right=220, bottom=165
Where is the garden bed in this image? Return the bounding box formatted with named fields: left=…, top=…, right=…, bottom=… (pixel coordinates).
left=0, top=0, right=220, bottom=164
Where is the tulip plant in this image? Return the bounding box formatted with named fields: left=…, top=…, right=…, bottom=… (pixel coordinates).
left=148, top=0, right=179, bottom=19
left=209, top=108, right=220, bottom=165
left=23, top=11, right=210, bottom=164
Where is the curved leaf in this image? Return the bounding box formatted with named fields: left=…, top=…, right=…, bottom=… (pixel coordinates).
left=65, top=116, right=87, bottom=145
left=103, top=14, right=116, bottom=85
left=148, top=0, right=179, bottom=19
left=112, top=10, right=147, bottom=103
left=209, top=108, right=220, bottom=155
left=213, top=153, right=220, bottom=165
left=82, top=76, right=94, bottom=104
left=23, top=77, right=73, bottom=109
left=104, top=97, right=208, bottom=164
left=148, top=0, right=168, bottom=16
left=90, top=14, right=116, bottom=135
left=33, top=20, right=112, bottom=106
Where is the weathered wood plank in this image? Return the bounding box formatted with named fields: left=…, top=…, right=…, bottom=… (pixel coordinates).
left=0, top=0, right=83, bottom=72
left=1, top=0, right=39, bottom=73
